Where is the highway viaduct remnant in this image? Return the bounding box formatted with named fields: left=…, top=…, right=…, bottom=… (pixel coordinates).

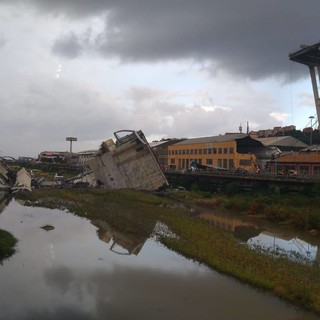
left=289, top=42, right=320, bottom=128
left=165, top=171, right=315, bottom=193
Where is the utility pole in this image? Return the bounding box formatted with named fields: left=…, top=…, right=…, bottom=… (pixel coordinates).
left=309, top=116, right=314, bottom=146
left=66, top=137, right=77, bottom=164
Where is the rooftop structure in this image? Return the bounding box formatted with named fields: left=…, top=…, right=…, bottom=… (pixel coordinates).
left=255, top=136, right=308, bottom=152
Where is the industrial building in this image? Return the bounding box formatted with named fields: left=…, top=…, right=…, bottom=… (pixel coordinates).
left=269, top=146, right=320, bottom=176
left=167, top=133, right=269, bottom=172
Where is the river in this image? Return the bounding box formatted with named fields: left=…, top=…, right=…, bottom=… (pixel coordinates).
left=0, top=198, right=319, bottom=320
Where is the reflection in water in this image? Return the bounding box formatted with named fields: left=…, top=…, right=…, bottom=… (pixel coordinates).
left=0, top=200, right=319, bottom=320
left=197, top=208, right=320, bottom=266
left=248, top=233, right=319, bottom=266
left=92, top=219, right=153, bottom=256
left=0, top=192, right=10, bottom=215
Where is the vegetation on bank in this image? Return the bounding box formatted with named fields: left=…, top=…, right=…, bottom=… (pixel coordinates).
left=17, top=188, right=320, bottom=314
left=181, top=183, right=320, bottom=232
left=0, top=229, right=17, bottom=262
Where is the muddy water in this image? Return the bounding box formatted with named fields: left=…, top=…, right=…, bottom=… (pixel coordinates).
left=0, top=199, right=319, bottom=320
left=195, top=206, right=320, bottom=266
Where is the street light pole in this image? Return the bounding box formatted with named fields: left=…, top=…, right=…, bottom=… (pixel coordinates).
left=309, top=116, right=314, bottom=146
left=66, top=137, right=77, bottom=164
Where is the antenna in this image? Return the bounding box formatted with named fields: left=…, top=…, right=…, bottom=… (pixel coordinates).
left=239, top=123, right=242, bottom=133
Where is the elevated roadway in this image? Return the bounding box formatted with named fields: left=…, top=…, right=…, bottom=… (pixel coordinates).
left=164, top=170, right=316, bottom=192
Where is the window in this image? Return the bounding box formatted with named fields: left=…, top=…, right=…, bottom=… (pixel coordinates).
left=199, top=149, right=202, bottom=155
left=229, top=147, right=234, bottom=154
left=299, top=165, right=309, bottom=174
left=223, top=148, right=228, bottom=154
left=186, top=149, right=189, bottom=155
left=213, top=148, right=217, bottom=154
left=218, top=159, right=222, bottom=167
left=239, top=159, right=251, bottom=166
left=218, top=148, right=222, bottom=154
left=223, top=159, right=227, bottom=168
left=182, top=149, right=186, bottom=155
left=179, top=150, right=182, bottom=155
left=190, top=149, right=193, bottom=155
left=194, top=149, right=198, bottom=155
left=203, top=149, right=207, bottom=154
left=208, top=148, right=212, bottom=154
left=313, top=166, right=320, bottom=175
left=170, top=159, right=175, bottom=164
left=229, top=159, right=234, bottom=169
left=206, top=159, right=213, bottom=165
left=175, top=150, right=178, bottom=155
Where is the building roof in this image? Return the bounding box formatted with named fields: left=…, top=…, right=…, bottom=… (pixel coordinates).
left=173, top=133, right=248, bottom=145
left=301, top=145, right=320, bottom=152
left=275, top=152, right=320, bottom=164
left=255, top=136, right=308, bottom=149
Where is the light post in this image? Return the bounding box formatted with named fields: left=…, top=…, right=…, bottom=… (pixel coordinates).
left=309, top=116, right=314, bottom=146
left=66, top=137, right=77, bottom=164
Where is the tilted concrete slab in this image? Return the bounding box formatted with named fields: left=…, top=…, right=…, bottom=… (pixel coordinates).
left=12, top=167, right=32, bottom=194
left=0, top=158, right=15, bottom=190
left=88, top=130, right=168, bottom=191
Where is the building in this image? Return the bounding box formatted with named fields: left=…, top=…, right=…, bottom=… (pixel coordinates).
left=250, top=125, right=296, bottom=138
left=269, top=147, right=320, bottom=175
left=149, top=139, right=185, bottom=170
left=77, top=150, right=98, bottom=165
left=255, top=136, right=308, bottom=153
left=167, top=133, right=268, bottom=172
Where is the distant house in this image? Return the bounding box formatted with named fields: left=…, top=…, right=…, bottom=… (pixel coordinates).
left=38, top=151, right=68, bottom=163
left=269, top=147, right=320, bottom=175
left=77, top=150, right=98, bottom=165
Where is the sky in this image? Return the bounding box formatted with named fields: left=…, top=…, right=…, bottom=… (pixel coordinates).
left=0, top=0, right=319, bottom=158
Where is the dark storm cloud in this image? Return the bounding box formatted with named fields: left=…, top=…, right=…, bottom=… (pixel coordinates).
left=52, top=32, right=84, bottom=59
left=6, top=0, right=320, bottom=79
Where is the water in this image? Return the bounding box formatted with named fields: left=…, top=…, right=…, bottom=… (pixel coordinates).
left=196, top=206, right=320, bottom=266
left=0, top=198, right=319, bottom=320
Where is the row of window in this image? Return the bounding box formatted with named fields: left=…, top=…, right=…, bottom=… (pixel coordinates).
left=168, top=147, right=234, bottom=156
left=170, top=158, right=235, bottom=170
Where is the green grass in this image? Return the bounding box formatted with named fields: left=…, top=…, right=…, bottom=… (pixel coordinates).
left=18, top=188, right=320, bottom=314
left=184, top=190, right=320, bottom=231
left=0, top=229, right=17, bottom=261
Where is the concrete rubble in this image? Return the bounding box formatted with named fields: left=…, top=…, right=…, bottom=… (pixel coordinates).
left=0, top=158, right=15, bottom=191
left=11, top=167, right=32, bottom=194
left=0, top=158, right=32, bottom=194
left=88, top=130, right=168, bottom=191
left=0, top=129, right=168, bottom=192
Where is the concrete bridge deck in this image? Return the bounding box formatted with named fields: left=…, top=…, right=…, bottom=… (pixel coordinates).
left=164, top=170, right=317, bottom=192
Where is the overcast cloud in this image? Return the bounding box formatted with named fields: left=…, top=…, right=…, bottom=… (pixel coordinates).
left=0, top=0, right=318, bottom=157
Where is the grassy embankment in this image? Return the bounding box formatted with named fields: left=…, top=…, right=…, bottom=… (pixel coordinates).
left=18, top=188, right=320, bottom=314
left=186, top=185, right=320, bottom=232
left=0, top=229, right=17, bottom=262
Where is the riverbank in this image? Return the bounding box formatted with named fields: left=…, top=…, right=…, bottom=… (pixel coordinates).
left=0, top=229, right=17, bottom=262
left=17, top=188, right=320, bottom=314
left=178, top=188, right=320, bottom=232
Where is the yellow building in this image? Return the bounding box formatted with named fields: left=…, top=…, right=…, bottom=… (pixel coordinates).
left=168, top=133, right=265, bottom=172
